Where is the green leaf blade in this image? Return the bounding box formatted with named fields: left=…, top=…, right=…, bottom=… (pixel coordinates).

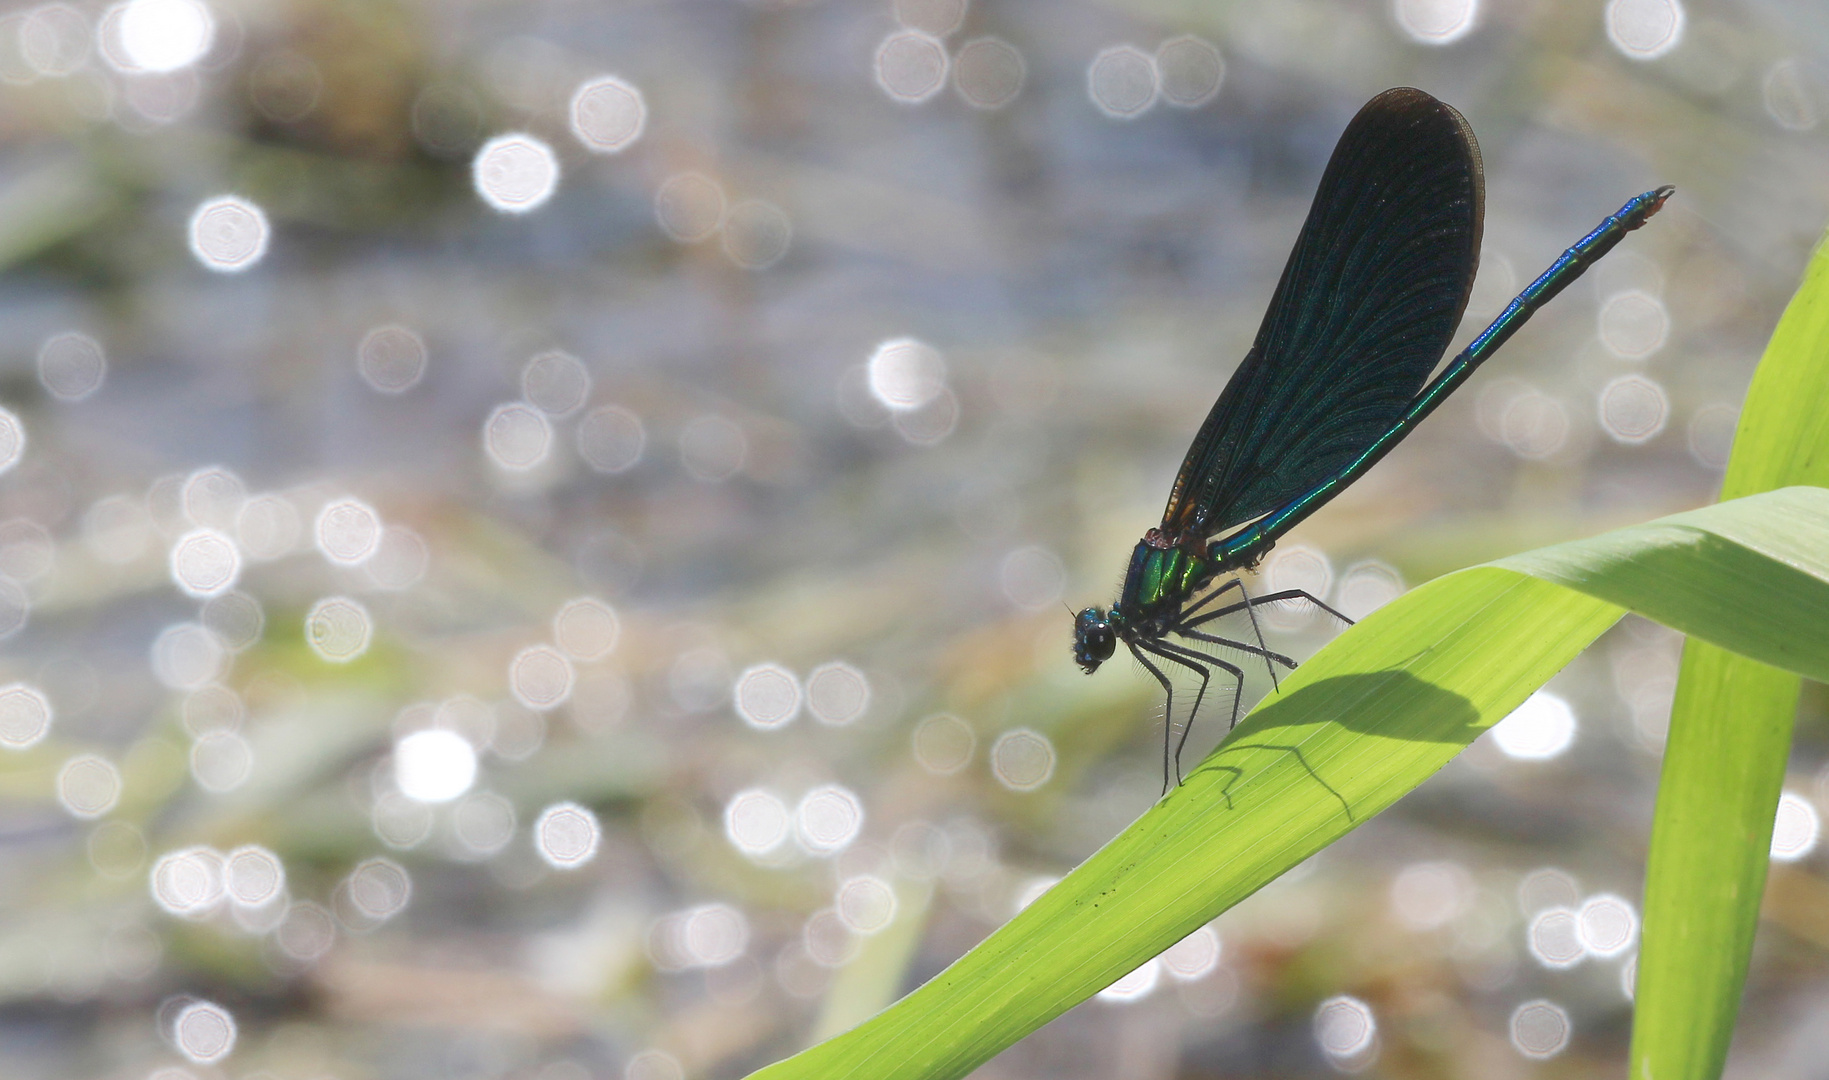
left=1630, top=231, right=1829, bottom=1080
left=747, top=488, right=1829, bottom=1080
left=1633, top=644, right=1800, bottom=1080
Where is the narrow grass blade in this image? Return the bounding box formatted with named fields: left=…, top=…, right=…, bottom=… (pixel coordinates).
left=1630, top=232, right=1829, bottom=1080
left=745, top=489, right=1829, bottom=1080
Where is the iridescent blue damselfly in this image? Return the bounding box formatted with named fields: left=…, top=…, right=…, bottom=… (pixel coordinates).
left=1071, top=87, right=1673, bottom=791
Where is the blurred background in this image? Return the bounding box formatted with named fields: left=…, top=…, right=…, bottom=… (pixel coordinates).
left=0, top=0, right=1826, bottom=1077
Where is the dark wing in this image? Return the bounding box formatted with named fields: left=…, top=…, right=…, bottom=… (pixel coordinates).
left=1160, top=87, right=1483, bottom=538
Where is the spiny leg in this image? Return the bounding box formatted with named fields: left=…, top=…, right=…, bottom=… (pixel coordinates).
left=1151, top=639, right=1248, bottom=779
left=1183, top=584, right=1354, bottom=690
left=1139, top=640, right=1215, bottom=786
left=1128, top=643, right=1179, bottom=797
left=1237, top=578, right=1279, bottom=690
left=1176, top=627, right=1297, bottom=672
left=1183, top=588, right=1354, bottom=632
left=1176, top=576, right=1246, bottom=622
left=1169, top=586, right=1299, bottom=675
left=1167, top=627, right=1294, bottom=669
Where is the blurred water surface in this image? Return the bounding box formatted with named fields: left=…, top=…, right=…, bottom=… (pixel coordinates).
left=1, top=0, right=1827, bottom=1078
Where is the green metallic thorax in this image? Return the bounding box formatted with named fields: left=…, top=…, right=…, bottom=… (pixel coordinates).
left=1117, top=537, right=1210, bottom=624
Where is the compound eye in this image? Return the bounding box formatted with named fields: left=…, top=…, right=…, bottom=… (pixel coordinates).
left=1089, top=623, right=1115, bottom=660
left=1074, top=609, right=1116, bottom=663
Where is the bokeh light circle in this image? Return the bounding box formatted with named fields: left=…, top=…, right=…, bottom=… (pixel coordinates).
left=679, top=414, right=748, bottom=481
left=1098, top=957, right=1159, bottom=1003
left=867, top=338, right=946, bottom=411
left=1527, top=906, right=1586, bottom=968
left=1313, top=995, right=1378, bottom=1064
left=569, top=75, right=646, bottom=152
left=190, top=730, right=252, bottom=792
left=0, top=407, right=23, bottom=475
left=484, top=403, right=553, bottom=471
left=1337, top=561, right=1405, bottom=620
left=224, top=844, right=285, bottom=908
left=172, top=998, right=236, bottom=1063
left=182, top=466, right=245, bottom=529
left=356, top=325, right=428, bottom=393
left=1606, top=0, right=1684, bottom=60
left=188, top=196, right=269, bottom=272
left=36, top=331, right=106, bottom=401
left=679, top=903, right=749, bottom=966
left=248, top=49, right=322, bottom=122
left=535, top=800, right=601, bottom=868
left=150, top=623, right=226, bottom=689
left=1262, top=544, right=1333, bottom=629
left=912, top=713, right=975, bottom=775
left=721, top=200, right=792, bottom=269
left=0, top=518, right=53, bottom=583
left=314, top=498, right=381, bottom=566
left=150, top=846, right=225, bottom=917
left=836, top=875, right=898, bottom=934
left=365, top=527, right=429, bottom=591
left=1598, top=289, right=1670, bottom=358
left=654, top=173, right=726, bottom=242
left=734, top=662, right=801, bottom=729
left=1160, top=925, right=1222, bottom=980
left=1764, top=60, right=1820, bottom=131
left=118, top=0, right=214, bottom=73
left=953, top=38, right=1024, bottom=109
left=0, top=577, right=28, bottom=641
left=521, top=350, right=592, bottom=417
left=725, top=788, right=791, bottom=858
left=344, top=857, right=411, bottom=921
left=1393, top=0, right=1479, bottom=45
left=1087, top=45, right=1159, bottom=119
left=1389, top=860, right=1470, bottom=931
left=238, top=494, right=300, bottom=561
left=553, top=596, right=619, bottom=661
left=1771, top=790, right=1820, bottom=861
left=577, top=405, right=646, bottom=473
left=893, top=0, right=966, bottom=37
left=1156, top=35, right=1224, bottom=105
left=796, top=784, right=863, bottom=855
left=805, top=662, right=870, bottom=726
left=395, top=729, right=477, bottom=803
left=1509, top=999, right=1571, bottom=1059
left=274, top=901, right=337, bottom=962
left=169, top=528, right=241, bottom=597
left=510, top=644, right=575, bottom=710
left=0, top=682, right=53, bottom=749
left=1490, top=691, right=1576, bottom=761
left=57, top=753, right=121, bottom=817
left=999, top=545, right=1066, bottom=611
left=20, top=4, right=90, bottom=77
left=874, top=30, right=948, bottom=103
left=452, top=790, right=516, bottom=858
left=89, top=820, right=148, bottom=879
left=990, top=728, right=1055, bottom=791
left=1577, top=893, right=1639, bottom=956
left=1598, top=374, right=1669, bottom=444
left=1501, top=390, right=1571, bottom=460
left=305, top=596, right=372, bottom=662
left=472, top=133, right=560, bottom=214
left=371, top=791, right=432, bottom=849
left=199, top=593, right=261, bottom=651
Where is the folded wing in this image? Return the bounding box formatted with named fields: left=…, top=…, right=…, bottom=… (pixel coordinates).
left=1161, top=87, right=1484, bottom=539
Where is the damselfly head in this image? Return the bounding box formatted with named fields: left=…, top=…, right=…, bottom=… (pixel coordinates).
left=1073, top=607, right=1116, bottom=673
